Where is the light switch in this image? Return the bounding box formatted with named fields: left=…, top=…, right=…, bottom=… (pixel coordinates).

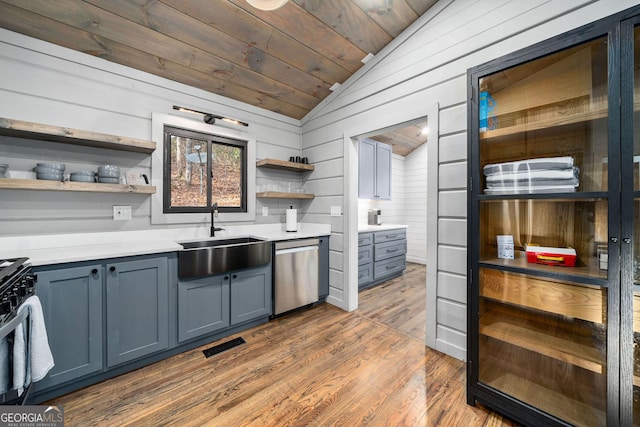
left=262, top=206, right=268, bottom=216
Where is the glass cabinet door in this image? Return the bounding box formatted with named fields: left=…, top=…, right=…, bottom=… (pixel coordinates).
left=626, top=21, right=640, bottom=427
left=475, top=35, right=612, bottom=426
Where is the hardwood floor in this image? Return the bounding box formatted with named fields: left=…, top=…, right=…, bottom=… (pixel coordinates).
left=49, top=263, right=518, bottom=426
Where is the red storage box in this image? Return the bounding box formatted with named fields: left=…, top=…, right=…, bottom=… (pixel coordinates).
left=525, top=245, right=577, bottom=267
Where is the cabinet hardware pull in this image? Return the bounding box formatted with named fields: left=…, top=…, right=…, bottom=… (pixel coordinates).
left=109, top=266, right=116, bottom=272
left=91, top=268, right=98, bottom=275
left=224, top=276, right=229, bottom=280
left=624, top=238, right=632, bottom=244
left=387, top=248, right=399, bottom=253
left=232, top=274, right=237, bottom=279
left=611, top=237, right=618, bottom=243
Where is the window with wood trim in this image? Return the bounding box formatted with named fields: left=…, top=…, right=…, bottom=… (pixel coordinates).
left=163, top=125, right=247, bottom=213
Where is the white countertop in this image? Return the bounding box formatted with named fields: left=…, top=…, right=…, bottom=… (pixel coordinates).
left=0, top=223, right=331, bottom=266
left=358, top=224, right=408, bottom=232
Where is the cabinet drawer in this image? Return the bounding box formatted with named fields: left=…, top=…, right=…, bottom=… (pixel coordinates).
left=358, top=263, right=373, bottom=286
left=358, top=245, right=373, bottom=266
left=374, top=229, right=406, bottom=243
left=374, top=240, right=407, bottom=262
left=374, top=255, right=406, bottom=280
left=358, top=232, right=373, bottom=247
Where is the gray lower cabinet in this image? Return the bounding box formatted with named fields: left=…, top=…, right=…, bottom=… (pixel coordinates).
left=178, top=264, right=271, bottom=343
left=178, top=274, right=229, bottom=342
left=358, top=229, right=407, bottom=290
left=33, top=255, right=170, bottom=391
left=34, top=264, right=103, bottom=390
left=230, top=265, right=271, bottom=325
left=105, top=257, right=169, bottom=367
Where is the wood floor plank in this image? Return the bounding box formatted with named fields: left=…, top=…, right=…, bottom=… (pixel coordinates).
left=49, top=263, right=519, bottom=426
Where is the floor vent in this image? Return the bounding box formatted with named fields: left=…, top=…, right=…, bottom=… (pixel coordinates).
left=203, top=337, right=246, bottom=358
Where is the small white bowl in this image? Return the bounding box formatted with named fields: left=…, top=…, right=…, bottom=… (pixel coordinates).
left=37, top=163, right=65, bottom=171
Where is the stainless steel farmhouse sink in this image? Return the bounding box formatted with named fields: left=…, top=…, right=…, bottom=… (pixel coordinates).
left=178, top=237, right=271, bottom=279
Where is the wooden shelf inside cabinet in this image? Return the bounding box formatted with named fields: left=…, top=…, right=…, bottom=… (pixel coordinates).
left=256, top=191, right=314, bottom=199
left=0, top=117, right=156, bottom=154
left=480, top=267, right=606, bottom=325
left=256, top=158, right=314, bottom=172
left=485, top=373, right=605, bottom=427
left=480, top=312, right=605, bottom=373
left=0, top=178, right=156, bottom=194
left=480, top=255, right=607, bottom=282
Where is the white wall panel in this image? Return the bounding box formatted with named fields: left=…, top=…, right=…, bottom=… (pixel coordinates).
left=437, top=299, right=466, bottom=332
left=438, top=218, right=466, bottom=247
left=439, top=133, right=467, bottom=163
left=439, top=190, right=467, bottom=218
left=438, top=245, right=467, bottom=276
left=438, top=162, right=467, bottom=190
left=437, top=272, right=466, bottom=304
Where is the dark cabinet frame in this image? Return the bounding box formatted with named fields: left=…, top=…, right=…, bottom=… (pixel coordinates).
left=466, top=5, right=640, bottom=426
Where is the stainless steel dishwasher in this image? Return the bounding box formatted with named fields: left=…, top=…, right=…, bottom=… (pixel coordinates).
left=274, top=238, right=319, bottom=315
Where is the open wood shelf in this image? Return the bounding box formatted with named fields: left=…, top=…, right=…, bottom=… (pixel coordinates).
left=484, top=372, right=606, bottom=427
left=256, top=158, right=314, bottom=172
left=256, top=191, right=314, bottom=199
left=0, top=178, right=155, bottom=194
left=0, top=117, right=156, bottom=153
left=480, top=311, right=605, bottom=374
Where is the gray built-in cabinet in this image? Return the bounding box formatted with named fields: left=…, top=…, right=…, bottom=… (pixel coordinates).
left=178, top=264, right=271, bottom=342
left=31, top=251, right=274, bottom=402
left=358, top=229, right=406, bottom=290
left=33, top=255, right=170, bottom=391
left=358, top=139, right=392, bottom=200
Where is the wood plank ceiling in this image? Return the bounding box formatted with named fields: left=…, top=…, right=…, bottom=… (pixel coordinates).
left=0, top=0, right=438, bottom=121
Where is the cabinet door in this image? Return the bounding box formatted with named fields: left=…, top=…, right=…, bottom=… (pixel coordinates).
left=178, top=274, right=230, bottom=342
left=469, top=32, right=615, bottom=426
left=375, top=141, right=392, bottom=200
left=106, top=257, right=169, bottom=366
left=33, top=264, right=103, bottom=390
left=623, top=17, right=640, bottom=426
left=358, top=139, right=376, bottom=199
left=230, top=265, right=271, bottom=325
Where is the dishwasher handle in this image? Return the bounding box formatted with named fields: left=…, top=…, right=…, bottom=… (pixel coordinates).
left=275, top=238, right=320, bottom=251
left=276, top=245, right=318, bottom=256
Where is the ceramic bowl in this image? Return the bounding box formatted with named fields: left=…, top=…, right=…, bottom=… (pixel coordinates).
left=98, top=177, right=120, bottom=184
left=98, top=165, right=119, bottom=174
left=97, top=170, right=120, bottom=179
left=36, top=162, right=65, bottom=171
left=36, top=173, right=64, bottom=181
left=70, top=173, right=95, bottom=183
left=35, top=166, right=63, bottom=175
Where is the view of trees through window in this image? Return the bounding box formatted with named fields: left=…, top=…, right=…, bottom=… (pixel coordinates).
left=164, top=127, right=245, bottom=212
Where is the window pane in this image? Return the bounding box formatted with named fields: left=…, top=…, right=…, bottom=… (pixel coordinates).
left=211, top=143, right=242, bottom=208
left=170, top=135, right=209, bottom=208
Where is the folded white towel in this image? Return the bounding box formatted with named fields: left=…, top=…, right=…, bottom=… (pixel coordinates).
left=13, top=296, right=54, bottom=395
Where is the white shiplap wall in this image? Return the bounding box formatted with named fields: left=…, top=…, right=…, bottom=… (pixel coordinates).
left=301, top=0, right=636, bottom=360
left=0, top=28, right=302, bottom=236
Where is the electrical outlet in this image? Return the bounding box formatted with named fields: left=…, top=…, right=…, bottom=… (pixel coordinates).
left=113, top=205, right=132, bottom=221
left=330, top=206, right=341, bottom=216
left=262, top=206, right=268, bottom=216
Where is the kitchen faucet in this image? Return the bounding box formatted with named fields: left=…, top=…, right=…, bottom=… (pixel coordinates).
left=210, top=203, right=224, bottom=237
